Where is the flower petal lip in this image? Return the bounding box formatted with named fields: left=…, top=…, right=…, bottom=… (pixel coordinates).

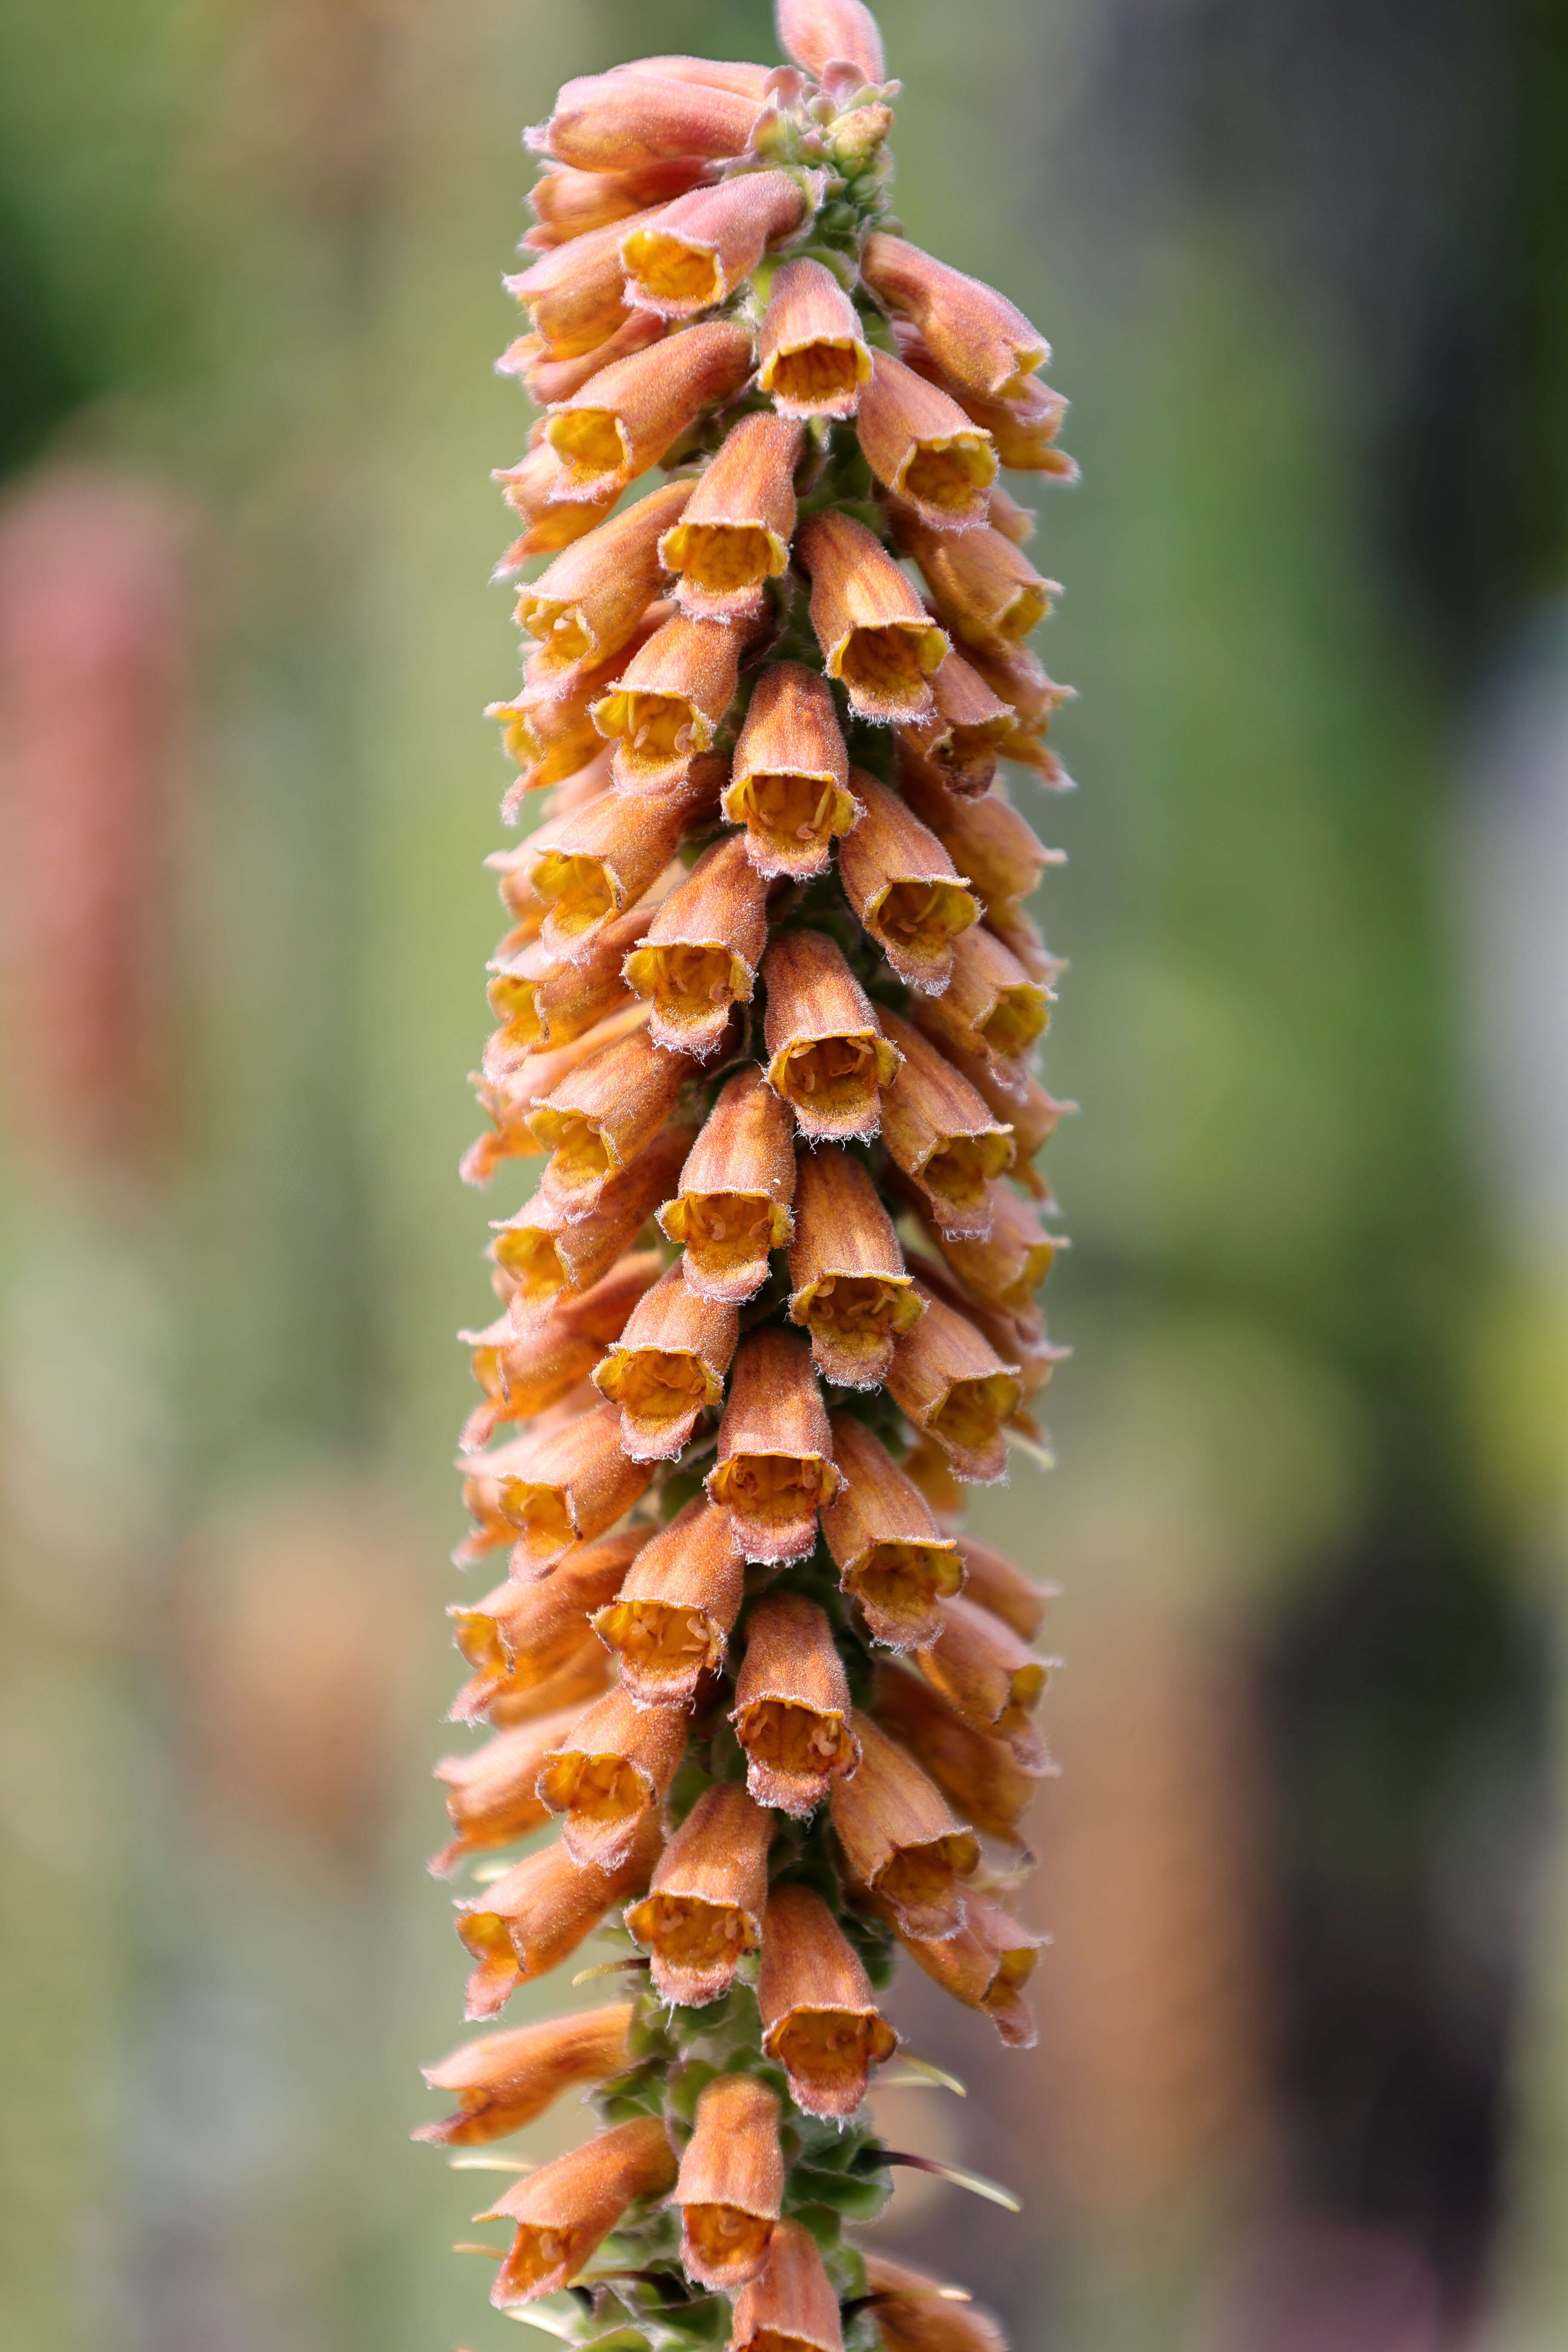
left=456, top=1816, right=661, bottom=2021
left=757, top=255, right=874, bottom=420
left=446, top=1528, right=648, bottom=1721
left=785, top=1143, right=924, bottom=1388
left=502, top=311, right=668, bottom=410
left=836, top=766, right=979, bottom=994
left=623, top=1780, right=773, bottom=2006
left=591, top=613, right=744, bottom=790
left=797, top=510, right=949, bottom=723
left=705, top=1326, right=840, bottom=1562
left=459, top=1250, right=660, bottom=1449
left=871, top=1657, right=1048, bottom=1847
left=591, top=1495, right=744, bottom=1701
left=531, top=69, right=768, bottom=171
left=757, top=1882, right=898, bottom=2120
left=474, top=2114, right=677, bottom=2306
left=874, top=1008, right=1015, bottom=1239
left=469, top=998, right=654, bottom=1189
left=898, top=326, right=1075, bottom=473
left=591, top=1264, right=740, bottom=1462
left=885, top=1278, right=1023, bottom=1486
left=484, top=906, right=649, bottom=1060
left=490, top=441, right=619, bottom=559
left=658, top=411, right=804, bottom=620
left=775, top=0, right=887, bottom=82
left=621, top=831, right=769, bottom=1057
left=536, top=1682, right=689, bottom=1870
left=897, top=1892, right=1044, bottom=2048
left=513, top=483, right=694, bottom=692
left=952, top=1529, right=1051, bottom=1640
left=621, top=169, right=810, bottom=318
left=414, top=2001, right=636, bottom=2147
left=725, top=660, right=857, bottom=879
left=760, top=927, right=902, bottom=1142
left=529, top=1021, right=699, bottom=1219
left=862, top=232, right=1050, bottom=404
left=730, top=1589, right=861, bottom=1816
left=674, top=2074, right=785, bottom=2291
left=657, top=1063, right=798, bottom=1300
left=544, top=319, right=754, bottom=502
left=855, top=349, right=997, bottom=531
left=821, top=1410, right=962, bottom=1649
left=728, top=2217, right=846, bottom=2352
left=828, top=1709, right=979, bottom=1942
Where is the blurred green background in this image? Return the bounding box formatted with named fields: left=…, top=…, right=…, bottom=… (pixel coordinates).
left=5, top=1, right=1568, bottom=2347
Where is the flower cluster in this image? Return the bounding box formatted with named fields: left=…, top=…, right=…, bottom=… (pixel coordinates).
left=421, top=6, right=1075, bottom=2346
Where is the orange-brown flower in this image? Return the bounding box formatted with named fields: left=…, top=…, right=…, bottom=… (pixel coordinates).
left=491, top=440, right=618, bottom=560
left=622, top=170, right=811, bottom=317
left=986, top=484, right=1036, bottom=546
left=484, top=908, right=647, bottom=1064
left=838, top=768, right=978, bottom=992
left=429, top=1705, right=582, bottom=1874
left=871, top=1658, right=1047, bottom=1847
left=658, top=413, right=804, bottom=619
left=705, top=1327, right=840, bottom=1562
left=731, top=1589, right=861, bottom=1816
left=896, top=652, right=1015, bottom=797
left=913, top=1020, right=1067, bottom=1179
left=591, top=1496, right=744, bottom=1702
left=487, top=675, right=610, bottom=807
left=674, top=2074, right=784, bottom=2291
left=757, top=1882, right=897, bottom=2119
left=762, top=928, right=902, bottom=1141
left=521, top=760, right=723, bottom=955
left=546, top=321, right=754, bottom=501
left=915, top=1592, right=1050, bottom=1767
left=757, top=255, right=873, bottom=420
left=504, top=208, right=665, bottom=359
left=513, top=484, right=694, bottom=693
left=501, top=313, right=668, bottom=411
left=451, top=1412, right=611, bottom=1566
left=885, top=1281, right=1023, bottom=1485
left=447, top=1529, right=644, bottom=1719
left=776, top=0, right=886, bottom=80
left=860, top=2254, right=1010, bottom=2352
left=862, top=233, right=1050, bottom=404
left=964, top=637, right=1075, bottom=778
left=917, top=358, right=1076, bottom=476
left=981, top=895, right=1059, bottom=986
left=898, top=516, right=1058, bottom=657
left=593, top=613, right=744, bottom=790
left=786, top=1145, right=923, bottom=1387
left=529, top=1022, right=698, bottom=1219
left=529, top=157, right=714, bottom=243
left=829, top=1711, right=978, bottom=1941
left=927, top=1182, right=1061, bottom=1315
left=910, top=1250, right=1066, bottom=1424
left=414, top=2001, right=635, bottom=2147
left=478, top=1401, right=654, bottom=1574
left=469, top=997, right=651, bottom=1183
left=456, top=1816, right=661, bottom=2019
left=493, top=1120, right=698, bottom=1322
left=820, top=1411, right=962, bottom=1648
left=460, top=1250, right=660, bottom=1449
left=475, top=2114, right=677, bottom=2305
left=725, top=661, right=858, bottom=879
left=622, top=832, right=768, bottom=1054
left=729, top=2218, right=845, bottom=2352
left=954, top=1530, right=1049, bottom=1639
left=536, top=1683, right=690, bottom=1869
left=657, top=1064, right=797, bottom=1299
left=856, top=350, right=996, bottom=531
left=487, top=1639, right=615, bottom=1731
left=875, top=1009, right=1014, bottom=1240
left=533, top=69, right=767, bottom=172
left=591, top=1265, right=739, bottom=1461
left=913, top=925, right=1050, bottom=1091
left=898, top=760, right=1060, bottom=907
left=797, top=511, right=948, bottom=723
left=897, top=1892, right=1044, bottom=2047
left=488, top=847, right=549, bottom=940
left=624, top=1780, right=772, bottom=2004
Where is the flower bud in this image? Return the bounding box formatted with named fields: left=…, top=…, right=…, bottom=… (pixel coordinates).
left=916, top=1589, right=1050, bottom=1765
left=546, top=321, right=754, bottom=502
left=534, top=71, right=766, bottom=172
left=730, top=2218, right=845, bottom=2352
left=896, top=653, right=1014, bottom=797
left=529, top=1021, right=699, bottom=1219
left=657, top=1064, right=797, bottom=1299
left=658, top=412, right=804, bottom=619
left=706, top=1326, right=841, bottom=1562
left=927, top=1181, right=1061, bottom=1315
left=591, top=1264, right=739, bottom=1461
left=623, top=170, right=810, bottom=318
left=775, top=0, right=886, bottom=82
left=514, top=483, right=694, bottom=694
left=492, top=441, right=618, bottom=559
left=537, top=1683, right=690, bottom=1869
left=593, top=613, right=744, bottom=790
left=838, top=768, right=979, bottom=993
left=761, top=928, right=902, bottom=1141
left=591, top=1496, right=744, bottom=1701
left=731, top=1589, right=860, bottom=1816
left=912, top=925, right=1049, bottom=1090
left=429, top=1704, right=583, bottom=1874
left=757, top=256, right=873, bottom=419
left=414, top=2001, right=635, bottom=2147
left=493, top=1120, right=699, bottom=1322
left=484, top=907, right=648, bottom=1062
left=624, top=1780, right=772, bottom=2003
left=479, top=1400, right=655, bottom=1574
left=897, top=517, right=1057, bottom=657
left=622, top=832, right=768, bottom=1055
left=829, top=1710, right=978, bottom=1941
left=675, top=2074, right=785, bottom=2289
left=456, top=1816, right=661, bottom=2018
left=897, top=1893, right=1044, bottom=2049
left=447, top=1529, right=645, bottom=1718
left=797, top=511, right=948, bottom=723
left=523, top=758, right=723, bottom=955
left=505, top=208, right=670, bottom=360
left=821, top=1411, right=961, bottom=1648
left=862, top=234, right=1050, bottom=404
left=874, top=1010, right=1014, bottom=1239
left=475, top=2114, right=677, bottom=2304
left=860, top=2253, right=1010, bottom=2352
left=725, top=660, right=857, bottom=879
left=757, top=1882, right=897, bottom=2118
left=871, top=1658, right=1046, bottom=1846
left=459, top=1252, right=661, bottom=1450
left=886, top=1281, right=1023, bottom=1485
left=954, top=1531, right=1048, bottom=1639
left=856, top=350, right=997, bottom=531
left=787, top=1145, right=923, bottom=1387
left=530, top=158, right=714, bottom=242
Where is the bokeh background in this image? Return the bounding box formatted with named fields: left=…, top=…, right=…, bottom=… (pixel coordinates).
left=4, top=1, right=1568, bottom=2347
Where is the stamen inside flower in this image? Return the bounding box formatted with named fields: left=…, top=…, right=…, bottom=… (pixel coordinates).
left=597, top=1595, right=722, bottom=1681
left=670, top=522, right=784, bottom=597
left=708, top=1451, right=836, bottom=1527
left=901, top=434, right=996, bottom=514
left=763, top=2006, right=885, bottom=2107
left=533, top=851, right=618, bottom=935
left=684, top=2204, right=774, bottom=2278
left=498, top=1482, right=576, bottom=1558
left=839, top=625, right=938, bottom=710
left=521, top=598, right=594, bottom=664
left=625, top=941, right=744, bottom=1024
left=530, top=1107, right=614, bottom=1187
left=496, top=2222, right=587, bottom=2298
left=874, top=1839, right=962, bottom=1922
left=844, top=1540, right=960, bottom=1634
left=767, top=341, right=867, bottom=409
left=665, top=1190, right=781, bottom=1285
left=537, top=1748, right=649, bottom=1828
left=774, top=1034, right=879, bottom=1121
left=794, top=1273, right=919, bottom=1372
left=546, top=409, right=633, bottom=490
left=873, top=879, right=977, bottom=961
left=594, top=688, right=710, bottom=772
left=736, top=1698, right=855, bottom=1787
left=727, top=772, right=851, bottom=873
left=597, top=1347, right=719, bottom=1430
left=628, top=1891, right=758, bottom=1974
left=621, top=228, right=723, bottom=309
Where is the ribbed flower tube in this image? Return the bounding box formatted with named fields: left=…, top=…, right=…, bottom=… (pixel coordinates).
left=423, top=8, right=1078, bottom=2343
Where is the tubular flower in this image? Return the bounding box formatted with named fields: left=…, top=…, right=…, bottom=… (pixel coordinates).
left=591, top=1496, right=744, bottom=1701
left=725, top=662, right=858, bottom=879
left=429, top=11, right=1080, bottom=2342
left=786, top=1145, right=924, bottom=1388
left=758, top=1883, right=898, bottom=2119
left=625, top=1781, right=772, bottom=2004
left=675, top=2074, right=786, bottom=2289
left=731, top=1590, right=861, bottom=1816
